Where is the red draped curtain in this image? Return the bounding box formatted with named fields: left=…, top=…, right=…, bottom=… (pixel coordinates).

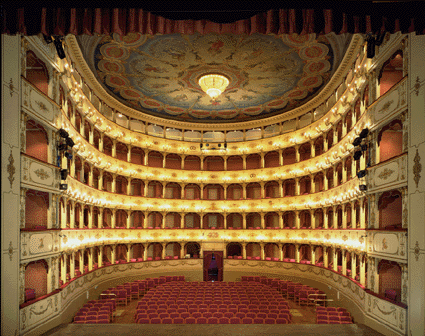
left=2, top=8, right=423, bottom=36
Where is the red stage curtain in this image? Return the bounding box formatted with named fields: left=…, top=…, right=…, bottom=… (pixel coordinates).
left=2, top=8, right=424, bottom=36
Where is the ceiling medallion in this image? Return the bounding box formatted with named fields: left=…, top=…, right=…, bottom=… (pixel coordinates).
left=198, top=74, right=230, bottom=100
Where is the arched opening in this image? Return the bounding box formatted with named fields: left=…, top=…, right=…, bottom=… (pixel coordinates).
left=326, top=130, right=334, bottom=149
left=203, top=213, right=224, bottom=229
left=283, top=179, right=295, bottom=196
left=345, top=111, right=353, bottom=133
left=165, top=182, right=181, bottom=199
left=83, top=206, right=90, bottom=228
left=74, top=112, right=82, bottom=134
left=147, top=151, right=163, bottom=168
left=130, top=147, right=144, bottom=165
left=25, top=260, right=48, bottom=301
left=345, top=157, right=352, bottom=181
left=147, top=181, right=163, bottom=198
left=282, top=147, right=296, bottom=165
left=264, top=151, right=280, bottom=168
left=227, top=184, right=243, bottom=200
left=265, top=212, right=279, bottom=229
left=299, top=245, right=312, bottom=263
left=147, top=243, right=163, bottom=261
left=379, top=190, right=402, bottom=229
left=363, top=85, right=369, bottom=108
left=165, top=243, right=181, bottom=259
left=92, top=207, right=99, bottom=228
left=165, top=154, right=181, bottom=169
left=115, top=210, right=127, bottom=228
left=336, top=121, right=343, bottom=142
left=378, top=260, right=402, bottom=302
left=314, top=136, right=324, bottom=156
left=184, top=155, right=201, bottom=170
left=246, top=182, right=261, bottom=199
left=283, top=244, right=296, bottom=261
left=203, top=184, right=224, bottom=200
left=326, top=168, right=334, bottom=189
left=246, top=213, right=261, bottom=229
left=131, top=211, right=144, bottom=228
left=184, top=183, right=201, bottom=199
left=93, top=129, right=100, bottom=150
left=336, top=206, right=343, bottom=228
left=227, top=156, right=243, bottom=170
left=299, top=176, right=311, bottom=195
left=132, top=243, right=144, bottom=261
left=327, top=208, right=334, bottom=228
left=103, top=136, right=113, bottom=156
left=265, top=243, right=279, bottom=260
left=83, top=120, right=91, bottom=141
left=26, top=50, right=49, bottom=95
left=354, top=99, right=361, bottom=121
left=227, top=243, right=242, bottom=258
left=265, top=181, right=279, bottom=198
left=102, top=245, right=113, bottom=265
left=74, top=156, right=82, bottom=182
left=204, top=156, right=224, bottom=171
left=314, top=172, right=325, bottom=192
left=299, top=210, right=311, bottom=229
left=314, top=209, right=324, bottom=228
left=336, top=162, right=343, bottom=186
left=165, top=213, right=181, bottom=229
left=185, top=213, right=200, bottom=229
left=315, top=246, right=324, bottom=266
left=246, top=243, right=261, bottom=260
left=345, top=204, right=352, bottom=228
left=227, top=213, right=242, bottom=229
left=102, top=172, right=113, bottom=192
left=246, top=154, right=261, bottom=169
left=185, top=242, right=200, bottom=258
left=83, top=162, right=90, bottom=185
left=378, top=119, right=403, bottom=162
left=116, top=142, right=128, bottom=161
left=283, top=211, right=295, bottom=229
left=379, top=51, right=403, bottom=96
left=103, top=209, right=112, bottom=228
left=115, top=175, right=128, bottom=195
left=25, top=190, right=49, bottom=229
left=92, top=168, right=100, bottom=189
left=147, top=212, right=162, bottom=229
left=299, top=143, right=311, bottom=161
left=26, top=119, right=49, bottom=162
left=131, top=179, right=144, bottom=196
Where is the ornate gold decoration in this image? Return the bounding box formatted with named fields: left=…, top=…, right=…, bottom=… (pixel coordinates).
left=250, top=174, right=256, bottom=178
left=8, top=241, right=14, bottom=261
left=414, top=241, right=420, bottom=261
left=382, top=238, right=388, bottom=250
left=39, top=238, right=44, bottom=249
left=413, top=149, right=422, bottom=188
left=7, top=150, right=15, bottom=189
left=34, top=168, right=50, bottom=180
left=413, top=76, right=421, bottom=96
left=78, top=234, right=84, bottom=241
left=190, top=146, right=196, bottom=151
left=29, top=298, right=53, bottom=317
left=378, top=168, right=394, bottom=180
left=342, top=235, right=348, bottom=241
left=378, top=100, right=394, bottom=114
left=9, top=78, right=14, bottom=96
left=34, top=100, right=49, bottom=112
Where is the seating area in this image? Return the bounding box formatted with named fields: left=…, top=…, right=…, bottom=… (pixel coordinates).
left=73, top=299, right=116, bottom=324
left=135, top=280, right=292, bottom=324
left=241, top=276, right=326, bottom=306
left=316, top=306, right=353, bottom=324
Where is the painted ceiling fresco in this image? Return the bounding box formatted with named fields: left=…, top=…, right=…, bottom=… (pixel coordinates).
left=79, top=32, right=347, bottom=123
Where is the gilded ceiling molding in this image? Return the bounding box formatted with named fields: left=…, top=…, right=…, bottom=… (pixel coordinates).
left=65, top=34, right=363, bottom=131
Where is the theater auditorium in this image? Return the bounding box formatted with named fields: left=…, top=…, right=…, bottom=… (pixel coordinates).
left=1, top=2, right=424, bottom=336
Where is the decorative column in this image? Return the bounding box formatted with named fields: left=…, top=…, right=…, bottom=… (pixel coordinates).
left=127, top=177, right=132, bottom=195
left=111, top=245, right=116, bottom=264
left=401, top=187, right=408, bottom=229
left=143, top=211, right=149, bottom=229
left=144, top=181, right=149, bottom=197
left=19, top=263, right=27, bottom=304
left=342, top=249, right=347, bottom=276
left=310, top=210, right=315, bottom=229
left=351, top=252, right=357, bottom=280
left=98, top=208, right=103, bottom=229
left=360, top=197, right=366, bottom=229
left=144, top=150, right=149, bottom=165
left=181, top=155, right=185, bottom=169
left=69, top=200, right=75, bottom=229
left=324, top=208, right=329, bottom=229
left=112, top=174, right=116, bottom=193
left=180, top=213, right=185, bottom=229
left=180, top=244, right=185, bottom=259
left=260, top=213, right=265, bottom=229
left=200, top=156, right=204, bottom=171
left=295, top=178, right=300, bottom=196
left=98, top=246, right=103, bottom=268
left=180, top=184, right=185, bottom=199
left=242, top=213, right=247, bottom=229
left=279, top=243, right=284, bottom=261
left=61, top=254, right=67, bottom=284
left=126, top=244, right=131, bottom=262
left=310, top=141, right=316, bottom=158
left=223, top=184, right=227, bottom=200
left=333, top=247, right=338, bottom=272
left=20, top=187, right=27, bottom=228
left=79, top=250, right=84, bottom=274
left=199, top=243, right=203, bottom=259
left=295, top=145, right=300, bottom=162
left=323, top=136, right=329, bottom=152
left=223, top=214, right=227, bottom=229
left=333, top=126, right=338, bottom=146
left=332, top=206, right=338, bottom=229
left=88, top=205, right=93, bottom=228
left=278, top=180, right=283, bottom=197
left=111, top=209, right=116, bottom=228
left=351, top=202, right=356, bottom=229
left=324, top=247, right=329, bottom=268
left=311, top=245, right=316, bottom=265
left=259, top=243, right=265, bottom=260
left=162, top=153, right=166, bottom=168
left=295, top=244, right=300, bottom=263
left=127, top=145, right=132, bottom=162
left=88, top=247, right=93, bottom=271
left=242, top=183, right=247, bottom=199
left=359, top=253, right=366, bottom=286
left=278, top=212, right=283, bottom=229
left=126, top=210, right=131, bottom=229
left=401, top=112, right=409, bottom=153
left=324, top=172, right=328, bottom=190
left=79, top=204, right=84, bottom=229
left=242, top=243, right=247, bottom=260
left=143, top=246, right=148, bottom=261
left=295, top=210, right=300, bottom=229
left=242, top=155, right=247, bottom=170
left=278, top=149, right=283, bottom=166
left=342, top=159, right=347, bottom=183
left=112, top=139, right=117, bottom=158
left=342, top=206, right=347, bottom=229
left=401, top=263, right=408, bottom=304
left=70, top=252, right=75, bottom=279
left=260, top=152, right=265, bottom=168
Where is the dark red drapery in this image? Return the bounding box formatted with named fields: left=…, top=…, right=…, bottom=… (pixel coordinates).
left=2, top=7, right=423, bottom=36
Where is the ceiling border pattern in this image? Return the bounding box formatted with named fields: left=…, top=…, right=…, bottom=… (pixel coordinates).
left=66, top=34, right=363, bottom=131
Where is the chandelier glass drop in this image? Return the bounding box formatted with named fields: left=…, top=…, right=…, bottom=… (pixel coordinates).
left=198, top=74, right=230, bottom=100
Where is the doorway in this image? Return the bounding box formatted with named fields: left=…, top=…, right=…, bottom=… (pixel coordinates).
left=203, top=251, right=223, bottom=281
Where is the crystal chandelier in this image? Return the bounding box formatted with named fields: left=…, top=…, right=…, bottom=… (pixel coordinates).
left=198, top=74, right=230, bottom=100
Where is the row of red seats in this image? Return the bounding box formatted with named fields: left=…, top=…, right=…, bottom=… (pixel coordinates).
left=74, top=299, right=115, bottom=323
left=316, top=307, right=353, bottom=324
left=137, top=316, right=290, bottom=324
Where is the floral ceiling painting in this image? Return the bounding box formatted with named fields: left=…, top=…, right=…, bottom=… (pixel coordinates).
left=79, top=32, right=349, bottom=123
